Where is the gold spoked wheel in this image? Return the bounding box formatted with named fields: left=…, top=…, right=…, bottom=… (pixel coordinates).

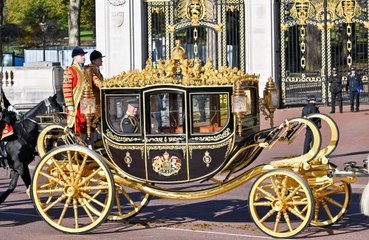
left=249, top=169, right=314, bottom=238
left=37, top=125, right=67, bottom=157
left=310, top=180, right=351, bottom=227
left=107, top=183, right=151, bottom=221
left=31, top=145, right=114, bottom=233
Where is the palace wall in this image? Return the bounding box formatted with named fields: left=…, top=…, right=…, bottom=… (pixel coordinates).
left=96, top=0, right=275, bottom=96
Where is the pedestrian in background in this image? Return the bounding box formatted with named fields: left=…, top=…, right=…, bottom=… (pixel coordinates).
left=328, top=67, right=342, bottom=113
left=346, top=66, right=363, bottom=112
left=302, top=95, right=321, bottom=154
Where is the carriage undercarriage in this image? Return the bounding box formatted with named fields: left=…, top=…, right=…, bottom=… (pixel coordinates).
left=25, top=55, right=368, bottom=238
left=31, top=111, right=368, bottom=238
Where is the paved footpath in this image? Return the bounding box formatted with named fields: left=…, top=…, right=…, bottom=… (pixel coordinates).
left=0, top=104, right=369, bottom=240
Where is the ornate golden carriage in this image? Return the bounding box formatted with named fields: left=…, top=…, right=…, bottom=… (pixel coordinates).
left=30, top=55, right=367, bottom=238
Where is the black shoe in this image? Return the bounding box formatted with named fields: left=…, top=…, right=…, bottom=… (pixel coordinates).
left=340, top=111, right=343, bottom=113
left=330, top=111, right=335, bottom=114
left=351, top=109, right=354, bottom=112
left=355, top=109, right=359, bottom=112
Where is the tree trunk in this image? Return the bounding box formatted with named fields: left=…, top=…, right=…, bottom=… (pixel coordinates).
left=68, top=0, right=81, bottom=46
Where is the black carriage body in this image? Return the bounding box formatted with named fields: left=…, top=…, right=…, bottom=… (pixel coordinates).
left=101, top=83, right=259, bottom=184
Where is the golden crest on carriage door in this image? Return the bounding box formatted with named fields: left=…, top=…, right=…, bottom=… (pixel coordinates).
left=152, top=152, right=182, bottom=176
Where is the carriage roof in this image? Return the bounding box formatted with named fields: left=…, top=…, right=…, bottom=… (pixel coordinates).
left=101, top=58, right=259, bottom=89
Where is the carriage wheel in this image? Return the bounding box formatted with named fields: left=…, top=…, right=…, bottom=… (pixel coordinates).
left=310, top=180, right=351, bottom=227
left=31, top=145, right=114, bottom=234
left=37, top=125, right=67, bottom=157
left=107, top=183, right=151, bottom=221
left=249, top=169, right=314, bottom=238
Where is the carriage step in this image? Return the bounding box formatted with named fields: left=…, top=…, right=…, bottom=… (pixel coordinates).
left=364, top=159, right=368, bottom=169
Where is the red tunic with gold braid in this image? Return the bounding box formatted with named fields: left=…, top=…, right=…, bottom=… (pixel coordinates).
left=63, top=62, right=88, bottom=134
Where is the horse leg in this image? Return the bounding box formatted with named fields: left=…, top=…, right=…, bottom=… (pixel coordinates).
left=0, top=169, right=20, bottom=204
left=21, top=165, right=32, bottom=198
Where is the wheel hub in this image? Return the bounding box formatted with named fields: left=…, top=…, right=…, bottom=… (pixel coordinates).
left=272, top=199, right=284, bottom=211
left=64, top=185, right=78, bottom=197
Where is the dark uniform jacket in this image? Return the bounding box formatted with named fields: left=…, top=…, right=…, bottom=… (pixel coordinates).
left=328, top=74, right=342, bottom=93
left=121, top=114, right=139, bottom=133
left=302, top=103, right=321, bottom=129
left=347, top=73, right=363, bottom=92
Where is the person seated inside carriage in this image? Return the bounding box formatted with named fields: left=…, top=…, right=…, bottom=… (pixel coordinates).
left=121, top=99, right=140, bottom=134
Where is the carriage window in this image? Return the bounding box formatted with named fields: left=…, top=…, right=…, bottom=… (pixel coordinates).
left=191, top=94, right=229, bottom=133
left=106, top=95, right=141, bottom=134
left=147, top=92, right=184, bottom=134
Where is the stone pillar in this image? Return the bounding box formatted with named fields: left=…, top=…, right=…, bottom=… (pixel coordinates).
left=96, top=0, right=144, bottom=78
left=245, top=0, right=274, bottom=96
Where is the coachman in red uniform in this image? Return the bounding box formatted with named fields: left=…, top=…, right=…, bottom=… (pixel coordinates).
left=85, top=50, right=105, bottom=123
left=63, top=47, right=89, bottom=135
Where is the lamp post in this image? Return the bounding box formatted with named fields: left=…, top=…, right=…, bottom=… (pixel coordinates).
left=260, top=77, right=279, bottom=128
left=39, top=16, right=48, bottom=61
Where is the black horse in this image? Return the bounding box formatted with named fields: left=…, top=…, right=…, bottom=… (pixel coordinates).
left=0, top=94, right=63, bottom=204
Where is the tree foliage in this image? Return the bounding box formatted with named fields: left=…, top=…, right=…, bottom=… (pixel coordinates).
left=3, top=0, right=95, bottom=47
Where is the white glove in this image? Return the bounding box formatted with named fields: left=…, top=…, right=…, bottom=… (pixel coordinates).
left=8, top=105, right=19, bottom=114
left=67, top=106, right=75, bottom=111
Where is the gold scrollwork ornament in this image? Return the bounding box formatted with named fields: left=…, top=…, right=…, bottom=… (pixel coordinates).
left=124, top=151, right=133, bottom=167
left=203, top=151, right=212, bottom=167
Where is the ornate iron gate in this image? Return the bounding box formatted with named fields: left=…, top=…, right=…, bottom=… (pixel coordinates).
left=145, top=0, right=245, bottom=70
left=279, top=0, right=369, bottom=106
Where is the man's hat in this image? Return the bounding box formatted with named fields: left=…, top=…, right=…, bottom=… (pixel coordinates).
left=90, top=50, right=105, bottom=61
left=72, top=46, right=88, bottom=58
left=127, top=99, right=139, bottom=108
left=307, top=95, right=316, bottom=101
left=351, top=66, right=356, bottom=70
left=332, top=67, right=337, bottom=71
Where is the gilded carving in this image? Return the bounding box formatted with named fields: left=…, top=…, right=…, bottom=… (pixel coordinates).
left=190, top=128, right=232, bottom=142
left=189, top=136, right=233, bottom=159
left=103, top=51, right=259, bottom=89
left=171, top=40, right=186, bottom=61
left=124, top=151, right=133, bottom=167
left=105, top=129, right=142, bottom=142
left=290, top=0, right=315, bottom=25
left=152, top=151, right=182, bottom=176
left=203, top=151, right=212, bottom=167
left=336, top=0, right=361, bottom=24
left=176, top=0, right=215, bottom=25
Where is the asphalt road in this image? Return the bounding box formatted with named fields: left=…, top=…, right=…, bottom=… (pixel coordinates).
left=1, top=104, right=369, bottom=240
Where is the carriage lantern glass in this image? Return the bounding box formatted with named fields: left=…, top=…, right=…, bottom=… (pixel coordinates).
left=80, top=84, right=96, bottom=140
left=260, top=77, right=279, bottom=128
left=232, top=79, right=248, bottom=136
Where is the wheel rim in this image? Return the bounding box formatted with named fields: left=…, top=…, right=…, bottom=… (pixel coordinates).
left=107, top=183, right=151, bottom=221
left=31, top=145, right=114, bottom=233
left=37, top=125, right=67, bottom=157
left=249, top=169, right=314, bottom=238
left=311, top=180, right=351, bottom=227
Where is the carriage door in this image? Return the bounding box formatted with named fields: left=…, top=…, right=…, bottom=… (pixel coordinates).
left=279, top=0, right=369, bottom=106
left=144, top=89, right=188, bottom=183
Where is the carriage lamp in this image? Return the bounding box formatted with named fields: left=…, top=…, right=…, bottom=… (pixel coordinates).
left=260, top=77, right=279, bottom=128
left=232, top=80, right=248, bottom=136
left=80, top=84, right=96, bottom=141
